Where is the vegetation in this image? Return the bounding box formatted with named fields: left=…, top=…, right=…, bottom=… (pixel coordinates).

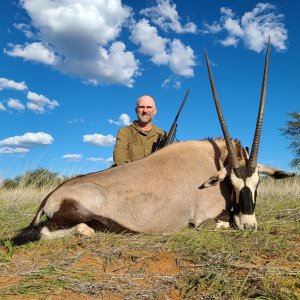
left=280, top=111, right=300, bottom=171
left=0, top=174, right=299, bottom=299
left=1, top=168, right=66, bottom=189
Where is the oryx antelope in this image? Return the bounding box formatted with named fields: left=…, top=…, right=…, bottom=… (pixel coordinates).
left=12, top=39, right=294, bottom=244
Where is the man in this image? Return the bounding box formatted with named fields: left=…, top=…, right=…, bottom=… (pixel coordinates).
left=113, top=95, right=166, bottom=166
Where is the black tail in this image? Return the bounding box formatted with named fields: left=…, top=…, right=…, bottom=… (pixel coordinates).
left=3, top=224, right=43, bottom=247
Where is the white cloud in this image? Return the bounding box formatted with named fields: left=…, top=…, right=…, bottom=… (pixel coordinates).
left=131, top=19, right=169, bottom=64
left=104, top=157, right=114, bottom=166
left=62, top=154, right=82, bottom=160
left=86, top=157, right=104, bottom=162
left=140, top=0, right=197, bottom=33
left=161, top=76, right=181, bottom=89
left=220, top=36, right=240, bottom=47
left=5, top=0, right=201, bottom=85
left=27, top=91, right=59, bottom=113
left=68, top=117, right=85, bottom=124
left=108, top=113, right=131, bottom=126
left=168, top=39, right=195, bottom=76
left=21, top=0, right=131, bottom=46
left=0, top=147, right=29, bottom=154
left=203, top=3, right=288, bottom=52
left=86, top=156, right=113, bottom=166
left=220, top=7, right=235, bottom=18
left=6, top=0, right=138, bottom=87
left=83, top=133, right=116, bottom=146
left=0, top=102, right=6, bottom=111
left=131, top=20, right=195, bottom=77
left=14, top=22, right=36, bottom=39
left=0, top=132, right=53, bottom=147
left=5, top=0, right=199, bottom=86
left=202, top=22, right=222, bottom=34
left=224, top=18, right=243, bottom=37
left=7, top=98, right=25, bottom=111
left=5, top=42, right=59, bottom=65
left=87, top=42, right=139, bottom=87
left=48, top=41, right=139, bottom=88
left=0, top=78, right=28, bottom=91
left=241, top=3, right=287, bottom=52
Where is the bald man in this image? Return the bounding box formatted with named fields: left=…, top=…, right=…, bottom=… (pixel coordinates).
left=113, top=95, right=166, bottom=166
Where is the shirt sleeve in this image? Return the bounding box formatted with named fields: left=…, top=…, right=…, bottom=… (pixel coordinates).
left=113, top=128, right=132, bottom=165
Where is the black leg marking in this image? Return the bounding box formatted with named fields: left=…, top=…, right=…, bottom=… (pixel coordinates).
left=46, top=199, right=91, bottom=231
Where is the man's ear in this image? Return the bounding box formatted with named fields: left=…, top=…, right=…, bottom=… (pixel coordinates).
left=199, top=166, right=230, bottom=189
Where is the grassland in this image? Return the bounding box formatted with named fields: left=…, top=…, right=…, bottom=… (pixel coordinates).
left=0, top=176, right=299, bottom=299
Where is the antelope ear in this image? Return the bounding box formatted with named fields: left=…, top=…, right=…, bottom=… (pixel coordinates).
left=257, top=164, right=296, bottom=179
left=199, top=166, right=230, bottom=189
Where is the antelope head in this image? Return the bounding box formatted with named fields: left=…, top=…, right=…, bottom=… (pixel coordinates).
left=201, top=38, right=295, bottom=230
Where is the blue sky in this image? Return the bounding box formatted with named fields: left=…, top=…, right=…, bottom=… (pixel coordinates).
left=0, top=0, right=299, bottom=179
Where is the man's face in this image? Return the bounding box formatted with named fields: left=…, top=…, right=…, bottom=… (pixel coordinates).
left=135, top=96, right=157, bottom=125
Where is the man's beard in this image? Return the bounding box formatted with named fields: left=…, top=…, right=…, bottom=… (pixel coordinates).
left=137, top=112, right=153, bottom=125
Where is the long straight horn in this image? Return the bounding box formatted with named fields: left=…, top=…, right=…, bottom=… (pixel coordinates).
left=248, top=37, right=271, bottom=169
left=204, top=49, right=239, bottom=169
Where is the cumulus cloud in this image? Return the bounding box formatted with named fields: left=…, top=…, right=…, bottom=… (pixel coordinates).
left=20, top=0, right=131, bottom=46
left=131, top=20, right=195, bottom=77
left=202, top=3, right=288, bottom=52
left=27, top=91, right=59, bottom=113
left=168, top=39, right=195, bottom=76
left=0, top=132, right=53, bottom=147
left=202, top=22, right=222, bottom=34
left=0, top=147, right=29, bottom=154
left=108, top=114, right=131, bottom=126
left=5, top=42, right=59, bottom=65
left=5, top=0, right=139, bottom=87
left=83, top=133, right=116, bottom=147
left=0, top=102, right=7, bottom=111
left=86, top=157, right=104, bottom=162
left=131, top=18, right=169, bottom=64
left=62, top=154, right=82, bottom=160
left=7, top=98, right=25, bottom=111
left=5, top=0, right=197, bottom=86
left=83, top=42, right=139, bottom=87
left=0, top=78, right=28, bottom=91
left=140, top=0, right=197, bottom=33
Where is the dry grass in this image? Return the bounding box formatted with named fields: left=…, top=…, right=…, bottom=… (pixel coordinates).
left=259, top=175, right=300, bottom=197
left=0, top=176, right=299, bottom=299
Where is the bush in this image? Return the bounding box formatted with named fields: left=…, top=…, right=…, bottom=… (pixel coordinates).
left=1, top=168, right=66, bottom=189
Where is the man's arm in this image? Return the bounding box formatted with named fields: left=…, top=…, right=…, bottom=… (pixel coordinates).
left=113, top=128, right=132, bottom=165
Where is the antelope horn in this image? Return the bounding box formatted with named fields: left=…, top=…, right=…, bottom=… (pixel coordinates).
left=204, top=49, right=239, bottom=169
left=248, top=37, right=271, bottom=169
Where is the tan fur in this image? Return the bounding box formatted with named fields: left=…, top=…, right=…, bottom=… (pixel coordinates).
left=25, top=137, right=294, bottom=239
left=35, top=139, right=237, bottom=235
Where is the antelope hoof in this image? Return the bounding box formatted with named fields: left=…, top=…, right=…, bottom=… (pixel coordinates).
left=75, top=223, right=95, bottom=237
left=216, top=220, right=230, bottom=229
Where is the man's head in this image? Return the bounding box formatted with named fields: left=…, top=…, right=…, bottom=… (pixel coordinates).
left=135, top=95, right=157, bottom=126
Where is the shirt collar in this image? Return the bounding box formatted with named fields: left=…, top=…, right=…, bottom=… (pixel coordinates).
left=132, top=121, right=158, bottom=136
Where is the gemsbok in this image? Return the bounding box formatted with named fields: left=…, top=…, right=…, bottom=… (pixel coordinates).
left=12, top=38, right=295, bottom=245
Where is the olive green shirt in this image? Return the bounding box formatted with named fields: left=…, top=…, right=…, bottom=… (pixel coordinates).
left=113, top=121, right=166, bottom=165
